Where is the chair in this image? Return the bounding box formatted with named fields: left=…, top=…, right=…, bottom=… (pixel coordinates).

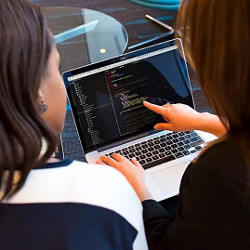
left=126, top=0, right=181, bottom=11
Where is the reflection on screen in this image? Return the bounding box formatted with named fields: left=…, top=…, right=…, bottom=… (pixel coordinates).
left=68, top=48, right=193, bottom=151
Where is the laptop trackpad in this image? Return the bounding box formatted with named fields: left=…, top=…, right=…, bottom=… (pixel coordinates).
left=150, top=162, right=187, bottom=196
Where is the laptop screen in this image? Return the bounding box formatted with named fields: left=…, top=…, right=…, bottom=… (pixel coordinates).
left=63, top=39, right=194, bottom=152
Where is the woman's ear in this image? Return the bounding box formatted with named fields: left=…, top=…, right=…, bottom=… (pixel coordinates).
left=37, top=88, right=48, bottom=113
left=37, top=88, right=45, bottom=100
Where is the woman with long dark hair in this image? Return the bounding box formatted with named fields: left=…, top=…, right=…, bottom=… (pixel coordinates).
left=100, top=0, right=250, bottom=249
left=0, top=1, right=148, bottom=249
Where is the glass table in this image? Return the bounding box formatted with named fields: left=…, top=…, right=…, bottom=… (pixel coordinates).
left=43, top=7, right=128, bottom=72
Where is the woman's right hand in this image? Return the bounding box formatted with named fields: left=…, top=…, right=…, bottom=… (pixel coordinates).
left=143, top=101, right=202, bottom=132
left=143, top=101, right=226, bottom=137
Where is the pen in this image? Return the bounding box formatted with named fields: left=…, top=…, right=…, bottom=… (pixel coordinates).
left=146, top=14, right=174, bottom=32
left=128, top=31, right=174, bottom=50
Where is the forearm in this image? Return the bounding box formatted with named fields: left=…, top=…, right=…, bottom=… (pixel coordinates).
left=196, top=112, right=227, bottom=137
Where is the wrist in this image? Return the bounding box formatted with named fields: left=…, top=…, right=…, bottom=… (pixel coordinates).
left=136, top=184, right=153, bottom=202
left=196, top=112, right=226, bottom=137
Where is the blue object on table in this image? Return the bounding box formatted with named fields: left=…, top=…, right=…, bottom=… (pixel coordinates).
left=127, top=0, right=180, bottom=11
left=54, top=20, right=99, bottom=44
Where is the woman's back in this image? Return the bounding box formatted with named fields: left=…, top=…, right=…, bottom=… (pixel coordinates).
left=0, top=159, right=148, bottom=249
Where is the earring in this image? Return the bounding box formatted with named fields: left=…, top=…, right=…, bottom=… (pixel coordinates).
left=41, top=100, right=48, bottom=113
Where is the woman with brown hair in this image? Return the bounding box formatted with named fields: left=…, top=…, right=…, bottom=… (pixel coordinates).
left=100, top=0, right=250, bottom=249
left=0, top=0, right=148, bottom=249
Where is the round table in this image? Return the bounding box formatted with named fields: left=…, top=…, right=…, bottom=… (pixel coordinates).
left=43, top=7, right=128, bottom=73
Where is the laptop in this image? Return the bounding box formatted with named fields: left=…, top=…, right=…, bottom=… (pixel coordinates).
left=63, top=39, right=216, bottom=201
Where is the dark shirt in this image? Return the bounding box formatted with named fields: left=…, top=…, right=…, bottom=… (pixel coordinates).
left=142, top=138, right=250, bottom=250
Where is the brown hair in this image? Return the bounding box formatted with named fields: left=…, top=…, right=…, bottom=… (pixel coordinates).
left=0, top=0, right=58, bottom=200
left=176, top=0, right=250, bottom=159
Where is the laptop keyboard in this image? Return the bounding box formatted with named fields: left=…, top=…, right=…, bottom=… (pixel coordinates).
left=106, top=131, right=205, bottom=169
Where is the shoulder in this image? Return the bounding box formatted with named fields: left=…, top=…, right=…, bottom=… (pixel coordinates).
left=194, top=137, right=246, bottom=170
left=182, top=137, right=247, bottom=192
left=9, top=159, right=143, bottom=232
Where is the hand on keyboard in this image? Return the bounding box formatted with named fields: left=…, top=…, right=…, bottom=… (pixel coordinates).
left=97, top=154, right=152, bottom=201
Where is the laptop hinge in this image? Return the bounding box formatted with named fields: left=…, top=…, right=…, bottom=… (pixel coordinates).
left=97, top=130, right=159, bottom=152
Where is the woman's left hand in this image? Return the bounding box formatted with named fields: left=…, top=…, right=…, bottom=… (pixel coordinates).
left=97, top=154, right=152, bottom=201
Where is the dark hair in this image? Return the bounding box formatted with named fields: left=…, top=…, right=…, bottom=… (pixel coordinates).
left=0, top=0, right=58, bottom=200
left=176, top=0, right=250, bottom=160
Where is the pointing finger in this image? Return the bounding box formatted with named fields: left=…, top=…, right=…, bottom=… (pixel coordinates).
left=143, top=101, right=169, bottom=116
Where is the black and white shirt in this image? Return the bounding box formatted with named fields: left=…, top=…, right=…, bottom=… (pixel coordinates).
left=0, top=159, right=148, bottom=250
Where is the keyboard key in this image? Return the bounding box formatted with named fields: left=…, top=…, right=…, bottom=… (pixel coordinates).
left=139, top=159, right=146, bottom=165
left=146, top=158, right=153, bottom=163
left=190, top=137, right=199, bottom=142
left=140, top=155, right=146, bottom=160
left=177, top=146, right=184, bottom=152
left=190, top=149, right=197, bottom=154
left=190, top=140, right=204, bottom=147
left=175, top=152, right=184, bottom=158
left=142, top=155, right=176, bottom=170
left=190, top=131, right=199, bottom=137
left=183, top=150, right=190, bottom=155
left=153, top=155, right=159, bottom=161
left=195, top=146, right=203, bottom=151
left=159, top=153, right=165, bottom=158
left=160, top=138, right=167, bottom=142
